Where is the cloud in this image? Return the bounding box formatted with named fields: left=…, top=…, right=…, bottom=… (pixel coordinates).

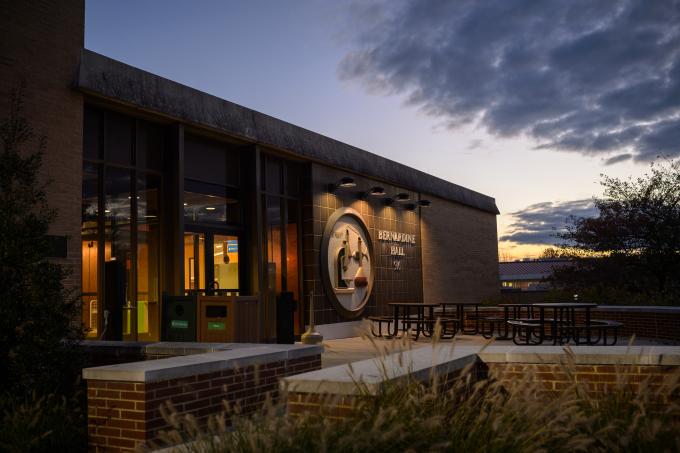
left=499, top=199, right=598, bottom=246
left=603, top=153, right=633, bottom=165
left=339, top=0, right=680, bottom=161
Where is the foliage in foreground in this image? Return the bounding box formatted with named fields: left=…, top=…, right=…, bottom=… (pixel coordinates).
left=154, top=337, right=680, bottom=453
left=0, top=87, right=83, bottom=397
left=0, top=392, right=86, bottom=453
left=0, top=88, right=86, bottom=452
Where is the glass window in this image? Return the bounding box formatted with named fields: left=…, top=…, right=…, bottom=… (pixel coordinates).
left=286, top=199, right=300, bottom=334
left=265, top=158, right=282, bottom=194
left=104, top=167, right=133, bottom=338
left=183, top=180, right=241, bottom=225
left=184, top=134, right=240, bottom=187
left=136, top=173, right=160, bottom=341
left=184, top=233, right=205, bottom=291
left=81, top=105, right=165, bottom=342
left=264, top=196, right=282, bottom=339
left=105, top=112, right=133, bottom=166
left=83, top=106, right=102, bottom=160
left=81, top=163, right=99, bottom=338
left=183, top=190, right=240, bottom=225
left=136, top=120, right=164, bottom=170
left=213, top=235, right=239, bottom=293
left=286, top=162, right=302, bottom=197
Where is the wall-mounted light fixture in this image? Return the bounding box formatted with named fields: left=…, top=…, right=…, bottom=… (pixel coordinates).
left=383, top=197, right=395, bottom=206
left=329, top=176, right=357, bottom=192
left=418, top=199, right=432, bottom=208
left=404, top=203, right=417, bottom=211
left=370, top=186, right=386, bottom=196
left=395, top=192, right=410, bottom=202
left=338, top=177, right=356, bottom=188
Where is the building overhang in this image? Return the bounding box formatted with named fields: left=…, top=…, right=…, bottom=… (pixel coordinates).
left=75, top=49, right=500, bottom=215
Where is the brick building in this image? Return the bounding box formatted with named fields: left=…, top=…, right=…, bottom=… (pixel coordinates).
left=1, top=1, right=500, bottom=343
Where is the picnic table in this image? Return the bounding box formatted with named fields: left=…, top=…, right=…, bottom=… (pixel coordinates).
left=386, top=302, right=441, bottom=340
left=509, top=303, right=598, bottom=345
left=481, top=303, right=535, bottom=340
left=439, top=302, right=481, bottom=335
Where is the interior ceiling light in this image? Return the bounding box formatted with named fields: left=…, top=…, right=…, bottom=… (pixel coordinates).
left=206, top=207, right=216, bottom=211
left=370, top=186, right=386, bottom=196
left=338, top=177, right=357, bottom=188
left=418, top=199, right=432, bottom=207
left=395, top=192, right=410, bottom=202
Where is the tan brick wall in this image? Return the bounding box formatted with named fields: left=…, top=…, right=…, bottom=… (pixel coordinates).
left=0, top=0, right=85, bottom=291
left=421, top=195, right=499, bottom=304
left=304, top=163, right=424, bottom=324
left=86, top=355, right=321, bottom=452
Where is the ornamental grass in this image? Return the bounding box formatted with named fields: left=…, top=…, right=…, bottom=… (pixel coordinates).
left=153, top=327, right=680, bottom=453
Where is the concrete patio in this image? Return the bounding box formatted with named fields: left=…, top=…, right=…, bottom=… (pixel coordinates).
left=319, top=333, right=680, bottom=368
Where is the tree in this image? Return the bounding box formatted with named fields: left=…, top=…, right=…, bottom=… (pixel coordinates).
left=553, top=159, right=680, bottom=304
left=0, top=88, right=83, bottom=397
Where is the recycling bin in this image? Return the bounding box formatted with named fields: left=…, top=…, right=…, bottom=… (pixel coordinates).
left=161, top=295, right=197, bottom=342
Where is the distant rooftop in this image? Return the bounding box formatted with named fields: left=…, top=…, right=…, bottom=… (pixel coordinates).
left=499, top=259, right=572, bottom=281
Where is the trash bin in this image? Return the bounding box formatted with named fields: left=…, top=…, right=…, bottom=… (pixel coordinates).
left=197, top=296, right=232, bottom=343
left=276, top=291, right=297, bottom=344
left=161, top=295, right=197, bottom=342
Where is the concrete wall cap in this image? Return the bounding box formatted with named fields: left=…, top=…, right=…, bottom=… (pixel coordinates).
left=282, top=345, right=482, bottom=395
left=83, top=344, right=322, bottom=382
left=283, top=344, right=680, bottom=396
left=478, top=345, right=680, bottom=365
left=595, top=305, right=680, bottom=314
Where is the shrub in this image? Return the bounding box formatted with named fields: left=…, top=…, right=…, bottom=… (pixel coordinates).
left=0, top=87, right=83, bottom=397
left=0, top=88, right=85, bottom=452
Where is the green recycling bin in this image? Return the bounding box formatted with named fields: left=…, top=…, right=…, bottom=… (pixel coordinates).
left=161, top=295, right=197, bottom=342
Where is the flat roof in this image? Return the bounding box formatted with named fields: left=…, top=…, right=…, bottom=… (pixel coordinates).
left=75, top=49, right=499, bottom=215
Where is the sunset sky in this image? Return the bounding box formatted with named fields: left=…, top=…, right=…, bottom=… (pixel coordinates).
left=85, top=0, right=680, bottom=260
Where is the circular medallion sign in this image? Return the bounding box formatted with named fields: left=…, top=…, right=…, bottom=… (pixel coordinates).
left=320, top=207, right=375, bottom=318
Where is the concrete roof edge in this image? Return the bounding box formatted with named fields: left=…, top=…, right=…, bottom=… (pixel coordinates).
left=76, top=49, right=499, bottom=215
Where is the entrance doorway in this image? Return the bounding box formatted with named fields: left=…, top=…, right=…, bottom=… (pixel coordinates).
left=184, top=230, right=241, bottom=295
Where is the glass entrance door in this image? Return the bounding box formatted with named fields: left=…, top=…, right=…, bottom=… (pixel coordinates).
left=184, top=231, right=240, bottom=295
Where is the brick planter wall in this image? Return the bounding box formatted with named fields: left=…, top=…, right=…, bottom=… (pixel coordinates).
left=283, top=345, right=680, bottom=420
left=286, top=362, right=482, bottom=420
left=84, top=345, right=322, bottom=452
left=484, top=363, right=677, bottom=398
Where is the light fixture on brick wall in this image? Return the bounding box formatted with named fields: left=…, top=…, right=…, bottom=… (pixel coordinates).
left=328, top=176, right=357, bottom=192
left=395, top=192, right=410, bottom=202
left=418, top=199, right=431, bottom=208
left=338, top=177, right=356, bottom=188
